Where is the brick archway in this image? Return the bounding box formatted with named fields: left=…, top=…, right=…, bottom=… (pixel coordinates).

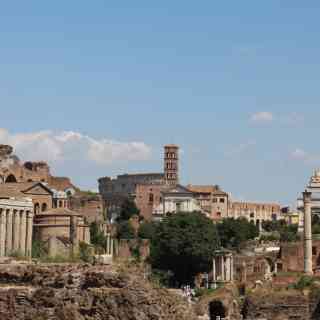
left=5, top=174, right=17, bottom=183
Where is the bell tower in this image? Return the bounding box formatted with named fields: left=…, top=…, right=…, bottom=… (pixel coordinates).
left=164, top=145, right=179, bottom=185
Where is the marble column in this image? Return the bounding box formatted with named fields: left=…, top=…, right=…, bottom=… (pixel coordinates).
left=221, top=256, right=225, bottom=281
left=225, top=256, right=231, bottom=281
left=303, top=191, right=313, bottom=275
left=13, top=210, right=20, bottom=252
left=19, top=211, right=27, bottom=256
left=107, top=233, right=110, bottom=254
left=230, top=256, right=234, bottom=281
left=26, top=211, right=33, bottom=258
left=0, top=209, right=6, bottom=257
left=5, top=209, right=13, bottom=256
left=213, top=257, right=216, bottom=282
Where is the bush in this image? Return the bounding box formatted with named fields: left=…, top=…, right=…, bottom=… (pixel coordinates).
left=293, top=276, right=315, bottom=290
left=79, top=242, right=94, bottom=263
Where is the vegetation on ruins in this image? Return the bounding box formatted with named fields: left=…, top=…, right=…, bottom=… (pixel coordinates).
left=117, top=221, right=136, bottom=239
left=90, top=221, right=108, bottom=251
left=117, top=198, right=140, bottom=222
left=216, top=218, right=259, bottom=250
left=262, top=220, right=299, bottom=242
left=138, top=221, right=159, bottom=240
left=148, top=211, right=220, bottom=286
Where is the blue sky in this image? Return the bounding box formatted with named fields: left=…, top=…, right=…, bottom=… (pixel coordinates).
left=1, top=1, right=320, bottom=206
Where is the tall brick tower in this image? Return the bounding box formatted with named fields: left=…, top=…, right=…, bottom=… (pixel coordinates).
left=164, top=145, right=179, bottom=185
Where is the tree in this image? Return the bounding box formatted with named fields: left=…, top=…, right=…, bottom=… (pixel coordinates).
left=117, top=198, right=140, bottom=222
left=217, top=218, right=259, bottom=249
left=90, top=221, right=107, bottom=249
left=150, top=211, right=220, bottom=286
left=138, top=221, right=159, bottom=239
left=117, top=221, right=136, bottom=239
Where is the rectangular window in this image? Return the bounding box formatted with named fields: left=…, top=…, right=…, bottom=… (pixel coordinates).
left=219, top=198, right=225, bottom=203
left=212, top=198, right=218, bottom=203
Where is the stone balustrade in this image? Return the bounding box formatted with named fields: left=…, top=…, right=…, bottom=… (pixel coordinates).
left=0, top=198, right=33, bottom=258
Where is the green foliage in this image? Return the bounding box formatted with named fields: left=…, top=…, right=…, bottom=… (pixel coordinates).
left=32, top=239, right=47, bottom=258
left=150, top=269, right=175, bottom=288
left=90, top=221, right=107, bottom=250
left=9, top=250, right=27, bottom=260
left=279, top=224, right=299, bottom=242
left=118, top=198, right=140, bottom=222
left=262, top=220, right=299, bottom=243
left=290, top=276, right=315, bottom=290
left=260, top=233, right=280, bottom=242
left=149, top=211, right=220, bottom=286
left=217, top=218, right=259, bottom=249
left=117, top=221, right=136, bottom=239
left=79, top=242, right=94, bottom=263
left=262, top=220, right=286, bottom=232
left=194, top=287, right=218, bottom=298
left=138, top=221, right=159, bottom=239
left=312, top=215, right=320, bottom=234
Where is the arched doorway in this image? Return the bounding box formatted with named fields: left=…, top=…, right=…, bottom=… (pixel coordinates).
left=5, top=174, right=17, bottom=183
left=209, top=300, right=226, bottom=320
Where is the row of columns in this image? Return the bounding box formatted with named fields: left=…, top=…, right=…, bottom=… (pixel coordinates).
left=213, top=254, right=234, bottom=283
left=0, top=208, right=33, bottom=258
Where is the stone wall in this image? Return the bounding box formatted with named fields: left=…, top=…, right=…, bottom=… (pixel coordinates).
left=0, top=264, right=196, bottom=320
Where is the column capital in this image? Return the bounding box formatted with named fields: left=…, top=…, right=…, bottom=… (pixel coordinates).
left=303, top=190, right=312, bottom=203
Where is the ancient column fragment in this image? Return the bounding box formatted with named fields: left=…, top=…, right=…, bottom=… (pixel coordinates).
left=13, top=210, right=20, bottom=252
left=0, top=209, right=6, bottom=257
left=303, top=191, right=313, bottom=275
left=70, top=215, right=79, bottom=256
left=26, top=211, right=33, bottom=258
left=5, top=209, right=13, bottom=256
left=19, top=211, right=27, bottom=256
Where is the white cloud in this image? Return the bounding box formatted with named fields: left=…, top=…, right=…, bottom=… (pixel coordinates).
left=225, top=140, right=256, bottom=157
left=290, top=148, right=320, bottom=164
left=291, top=148, right=308, bottom=160
left=0, top=128, right=151, bottom=166
left=250, top=111, right=274, bottom=123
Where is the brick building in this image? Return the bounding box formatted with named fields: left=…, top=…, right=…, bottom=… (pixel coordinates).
left=99, top=145, right=180, bottom=221
left=228, top=201, right=280, bottom=228
left=187, top=185, right=229, bottom=220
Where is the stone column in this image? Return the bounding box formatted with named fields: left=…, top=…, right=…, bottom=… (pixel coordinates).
left=213, top=257, right=216, bottom=282
left=221, top=256, right=225, bottom=281
left=13, top=210, right=20, bottom=252
left=0, top=209, right=6, bottom=257
left=70, top=215, right=79, bottom=256
left=107, top=233, right=110, bottom=255
left=225, top=256, right=231, bottom=282
left=230, top=255, right=234, bottom=281
left=5, top=209, right=13, bottom=256
left=19, top=211, right=27, bottom=256
left=303, top=191, right=313, bottom=274
left=26, top=211, right=33, bottom=258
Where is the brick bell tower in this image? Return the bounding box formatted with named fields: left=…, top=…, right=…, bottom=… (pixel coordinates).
left=164, top=145, right=179, bottom=185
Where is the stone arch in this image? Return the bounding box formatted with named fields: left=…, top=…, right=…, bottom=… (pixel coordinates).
left=5, top=174, right=17, bottom=183
left=209, top=300, right=227, bottom=320
left=34, top=203, right=40, bottom=214
left=41, top=203, right=47, bottom=212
